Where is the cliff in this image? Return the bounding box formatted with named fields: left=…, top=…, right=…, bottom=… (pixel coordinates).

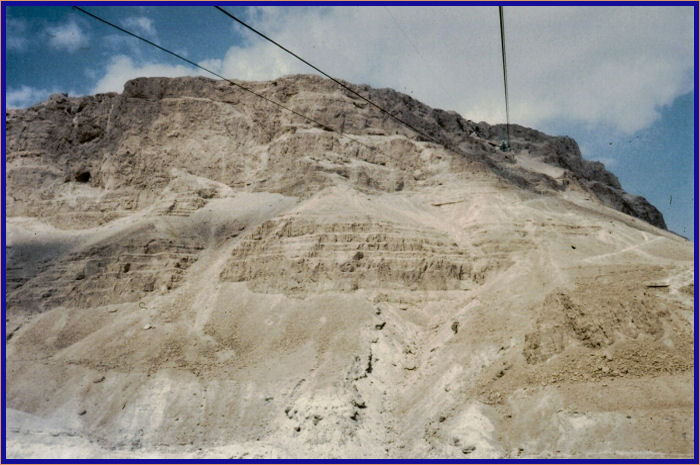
left=4, top=75, right=691, bottom=459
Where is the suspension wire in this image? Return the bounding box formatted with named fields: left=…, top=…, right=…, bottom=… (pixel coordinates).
left=72, top=6, right=381, bottom=154
left=498, top=6, right=511, bottom=150
left=214, top=5, right=449, bottom=149
left=73, top=5, right=528, bottom=207
left=74, top=5, right=485, bottom=169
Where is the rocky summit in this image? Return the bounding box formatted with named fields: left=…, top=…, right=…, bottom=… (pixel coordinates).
left=4, top=75, right=693, bottom=459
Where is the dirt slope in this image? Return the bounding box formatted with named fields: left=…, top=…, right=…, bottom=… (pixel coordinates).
left=4, top=75, right=693, bottom=459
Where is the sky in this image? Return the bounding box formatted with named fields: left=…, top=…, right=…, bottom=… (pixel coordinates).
left=3, top=3, right=696, bottom=240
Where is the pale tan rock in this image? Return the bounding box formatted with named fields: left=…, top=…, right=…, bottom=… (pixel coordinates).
left=4, top=75, right=692, bottom=459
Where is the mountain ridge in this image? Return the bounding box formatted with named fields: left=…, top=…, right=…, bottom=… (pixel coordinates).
left=4, top=74, right=692, bottom=459
left=5, top=74, right=665, bottom=229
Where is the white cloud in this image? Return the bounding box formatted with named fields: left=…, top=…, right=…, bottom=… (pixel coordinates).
left=6, top=85, right=53, bottom=108
left=46, top=20, right=88, bottom=52
left=122, top=16, right=156, bottom=38
left=91, top=55, right=202, bottom=94
left=208, top=5, right=693, bottom=134
left=506, top=6, right=693, bottom=134
left=7, top=18, right=29, bottom=51
left=198, top=58, right=224, bottom=74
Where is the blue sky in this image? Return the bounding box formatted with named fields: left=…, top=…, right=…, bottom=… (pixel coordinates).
left=3, top=3, right=696, bottom=240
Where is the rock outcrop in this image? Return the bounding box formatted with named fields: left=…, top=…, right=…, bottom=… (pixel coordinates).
left=4, top=75, right=691, bottom=459
left=5, top=75, right=665, bottom=229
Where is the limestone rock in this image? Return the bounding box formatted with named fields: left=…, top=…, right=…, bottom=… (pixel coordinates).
left=4, top=75, right=691, bottom=459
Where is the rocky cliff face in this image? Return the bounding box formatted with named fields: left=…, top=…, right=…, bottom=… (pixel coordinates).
left=4, top=76, right=692, bottom=459
left=5, top=75, right=665, bottom=229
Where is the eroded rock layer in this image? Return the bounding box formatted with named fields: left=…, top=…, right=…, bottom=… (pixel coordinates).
left=4, top=75, right=692, bottom=459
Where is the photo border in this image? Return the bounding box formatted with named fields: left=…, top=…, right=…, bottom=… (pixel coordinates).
left=1, top=0, right=697, bottom=463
